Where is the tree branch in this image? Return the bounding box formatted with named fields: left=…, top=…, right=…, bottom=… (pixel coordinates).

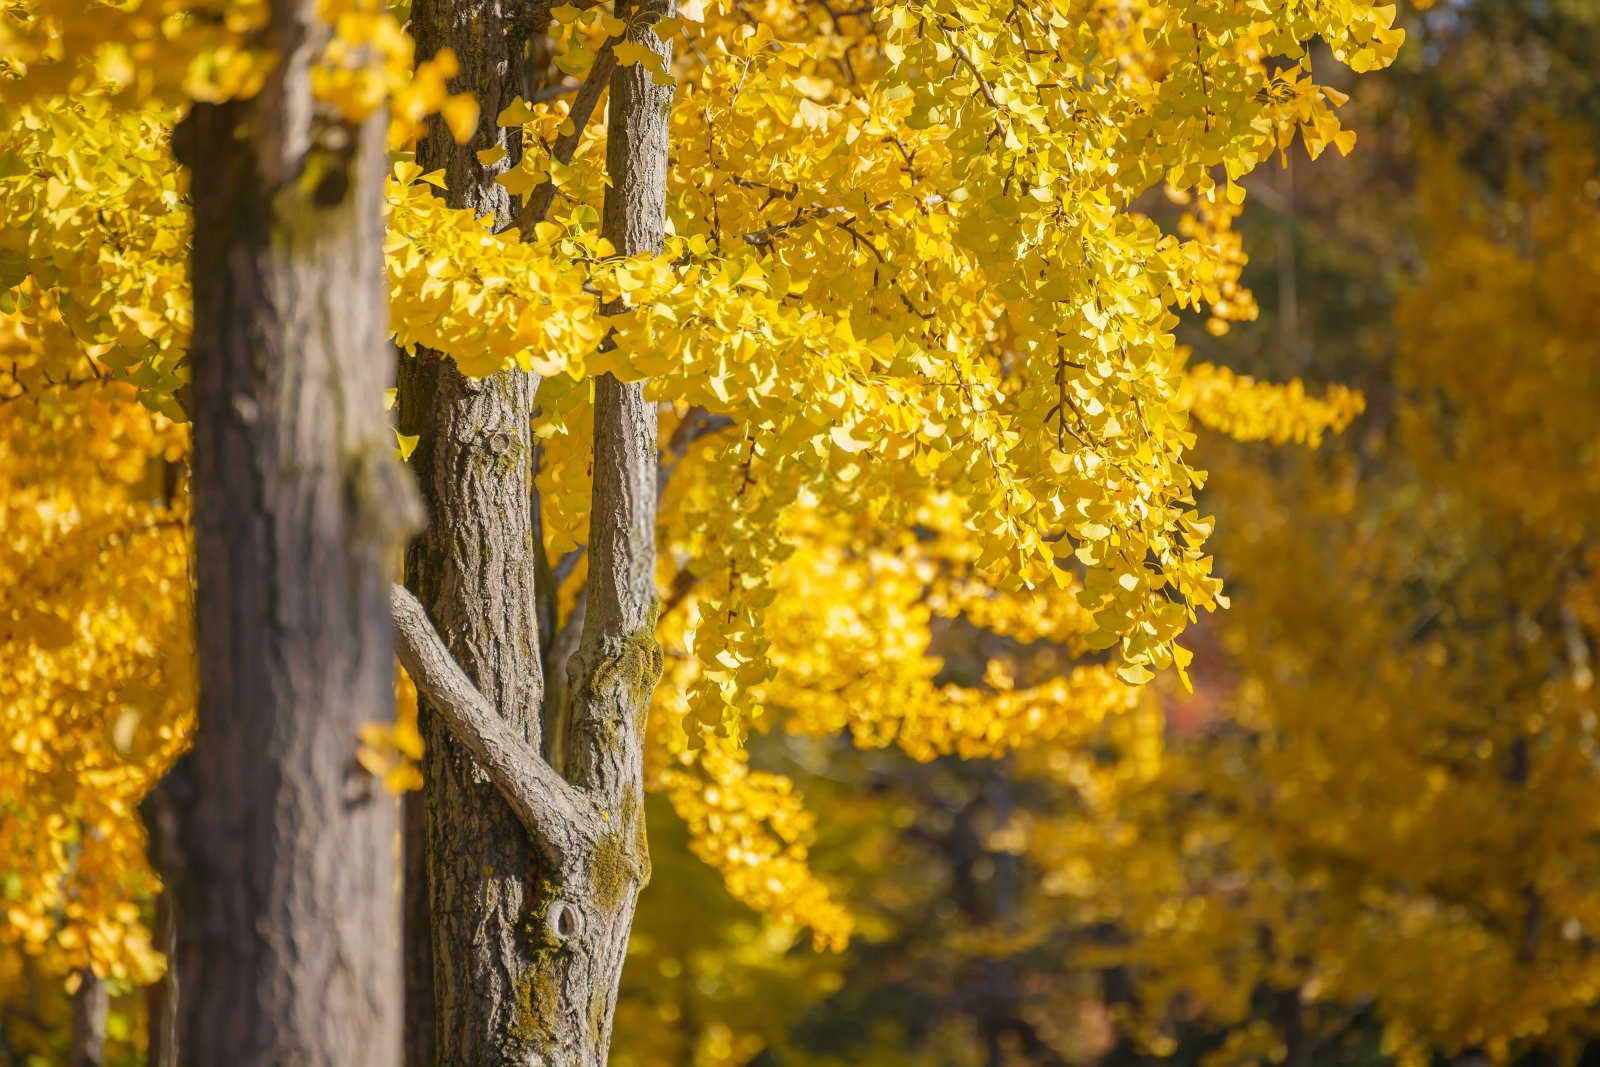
left=509, top=40, right=620, bottom=236
left=657, top=405, right=735, bottom=494
left=941, top=25, right=1002, bottom=112
left=541, top=588, right=587, bottom=776
left=565, top=0, right=675, bottom=804
left=390, top=585, right=597, bottom=865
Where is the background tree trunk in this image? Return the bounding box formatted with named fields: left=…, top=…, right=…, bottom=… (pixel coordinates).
left=144, top=888, right=177, bottom=1067
left=68, top=969, right=105, bottom=1067
left=161, top=2, right=415, bottom=1063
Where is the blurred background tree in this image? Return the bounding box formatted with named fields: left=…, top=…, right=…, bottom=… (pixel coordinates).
left=608, top=2, right=1600, bottom=1065
left=0, top=286, right=188, bottom=1066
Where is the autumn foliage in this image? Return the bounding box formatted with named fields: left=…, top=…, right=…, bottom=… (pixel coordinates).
left=4, top=0, right=1595, bottom=1064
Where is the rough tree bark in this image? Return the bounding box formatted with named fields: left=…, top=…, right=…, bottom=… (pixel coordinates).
left=400, top=3, right=547, bottom=1064
left=152, top=2, right=417, bottom=1063
left=394, top=0, right=675, bottom=1063
left=552, top=0, right=677, bottom=1049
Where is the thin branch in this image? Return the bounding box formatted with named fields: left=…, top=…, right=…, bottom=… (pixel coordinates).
left=530, top=78, right=583, bottom=103
left=943, top=28, right=1003, bottom=111
left=390, top=585, right=598, bottom=865
left=552, top=545, right=587, bottom=588
left=541, top=588, right=587, bottom=776
left=509, top=40, right=621, bottom=236
left=535, top=406, right=729, bottom=749
left=661, top=567, right=698, bottom=617
left=657, top=406, right=735, bottom=493
left=0, top=365, right=118, bottom=407
left=540, top=408, right=732, bottom=603
left=742, top=205, right=843, bottom=249
left=531, top=444, right=560, bottom=660
left=566, top=2, right=674, bottom=800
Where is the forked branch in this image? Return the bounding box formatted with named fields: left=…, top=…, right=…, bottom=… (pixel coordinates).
left=389, top=584, right=598, bottom=865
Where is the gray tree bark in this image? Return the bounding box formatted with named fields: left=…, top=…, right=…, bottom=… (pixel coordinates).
left=401, top=3, right=548, bottom=1064
left=395, top=0, right=675, bottom=1063
left=154, top=2, right=417, bottom=1064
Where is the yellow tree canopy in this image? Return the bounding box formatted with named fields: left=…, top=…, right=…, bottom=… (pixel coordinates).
left=0, top=0, right=1401, bottom=1041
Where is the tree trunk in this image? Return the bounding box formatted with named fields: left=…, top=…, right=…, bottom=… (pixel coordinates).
left=401, top=3, right=548, bottom=1064
left=161, top=2, right=416, bottom=1063
left=394, top=0, right=674, bottom=1062
left=552, top=0, right=679, bottom=1044
left=144, top=888, right=177, bottom=1067
left=69, top=969, right=106, bottom=1067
